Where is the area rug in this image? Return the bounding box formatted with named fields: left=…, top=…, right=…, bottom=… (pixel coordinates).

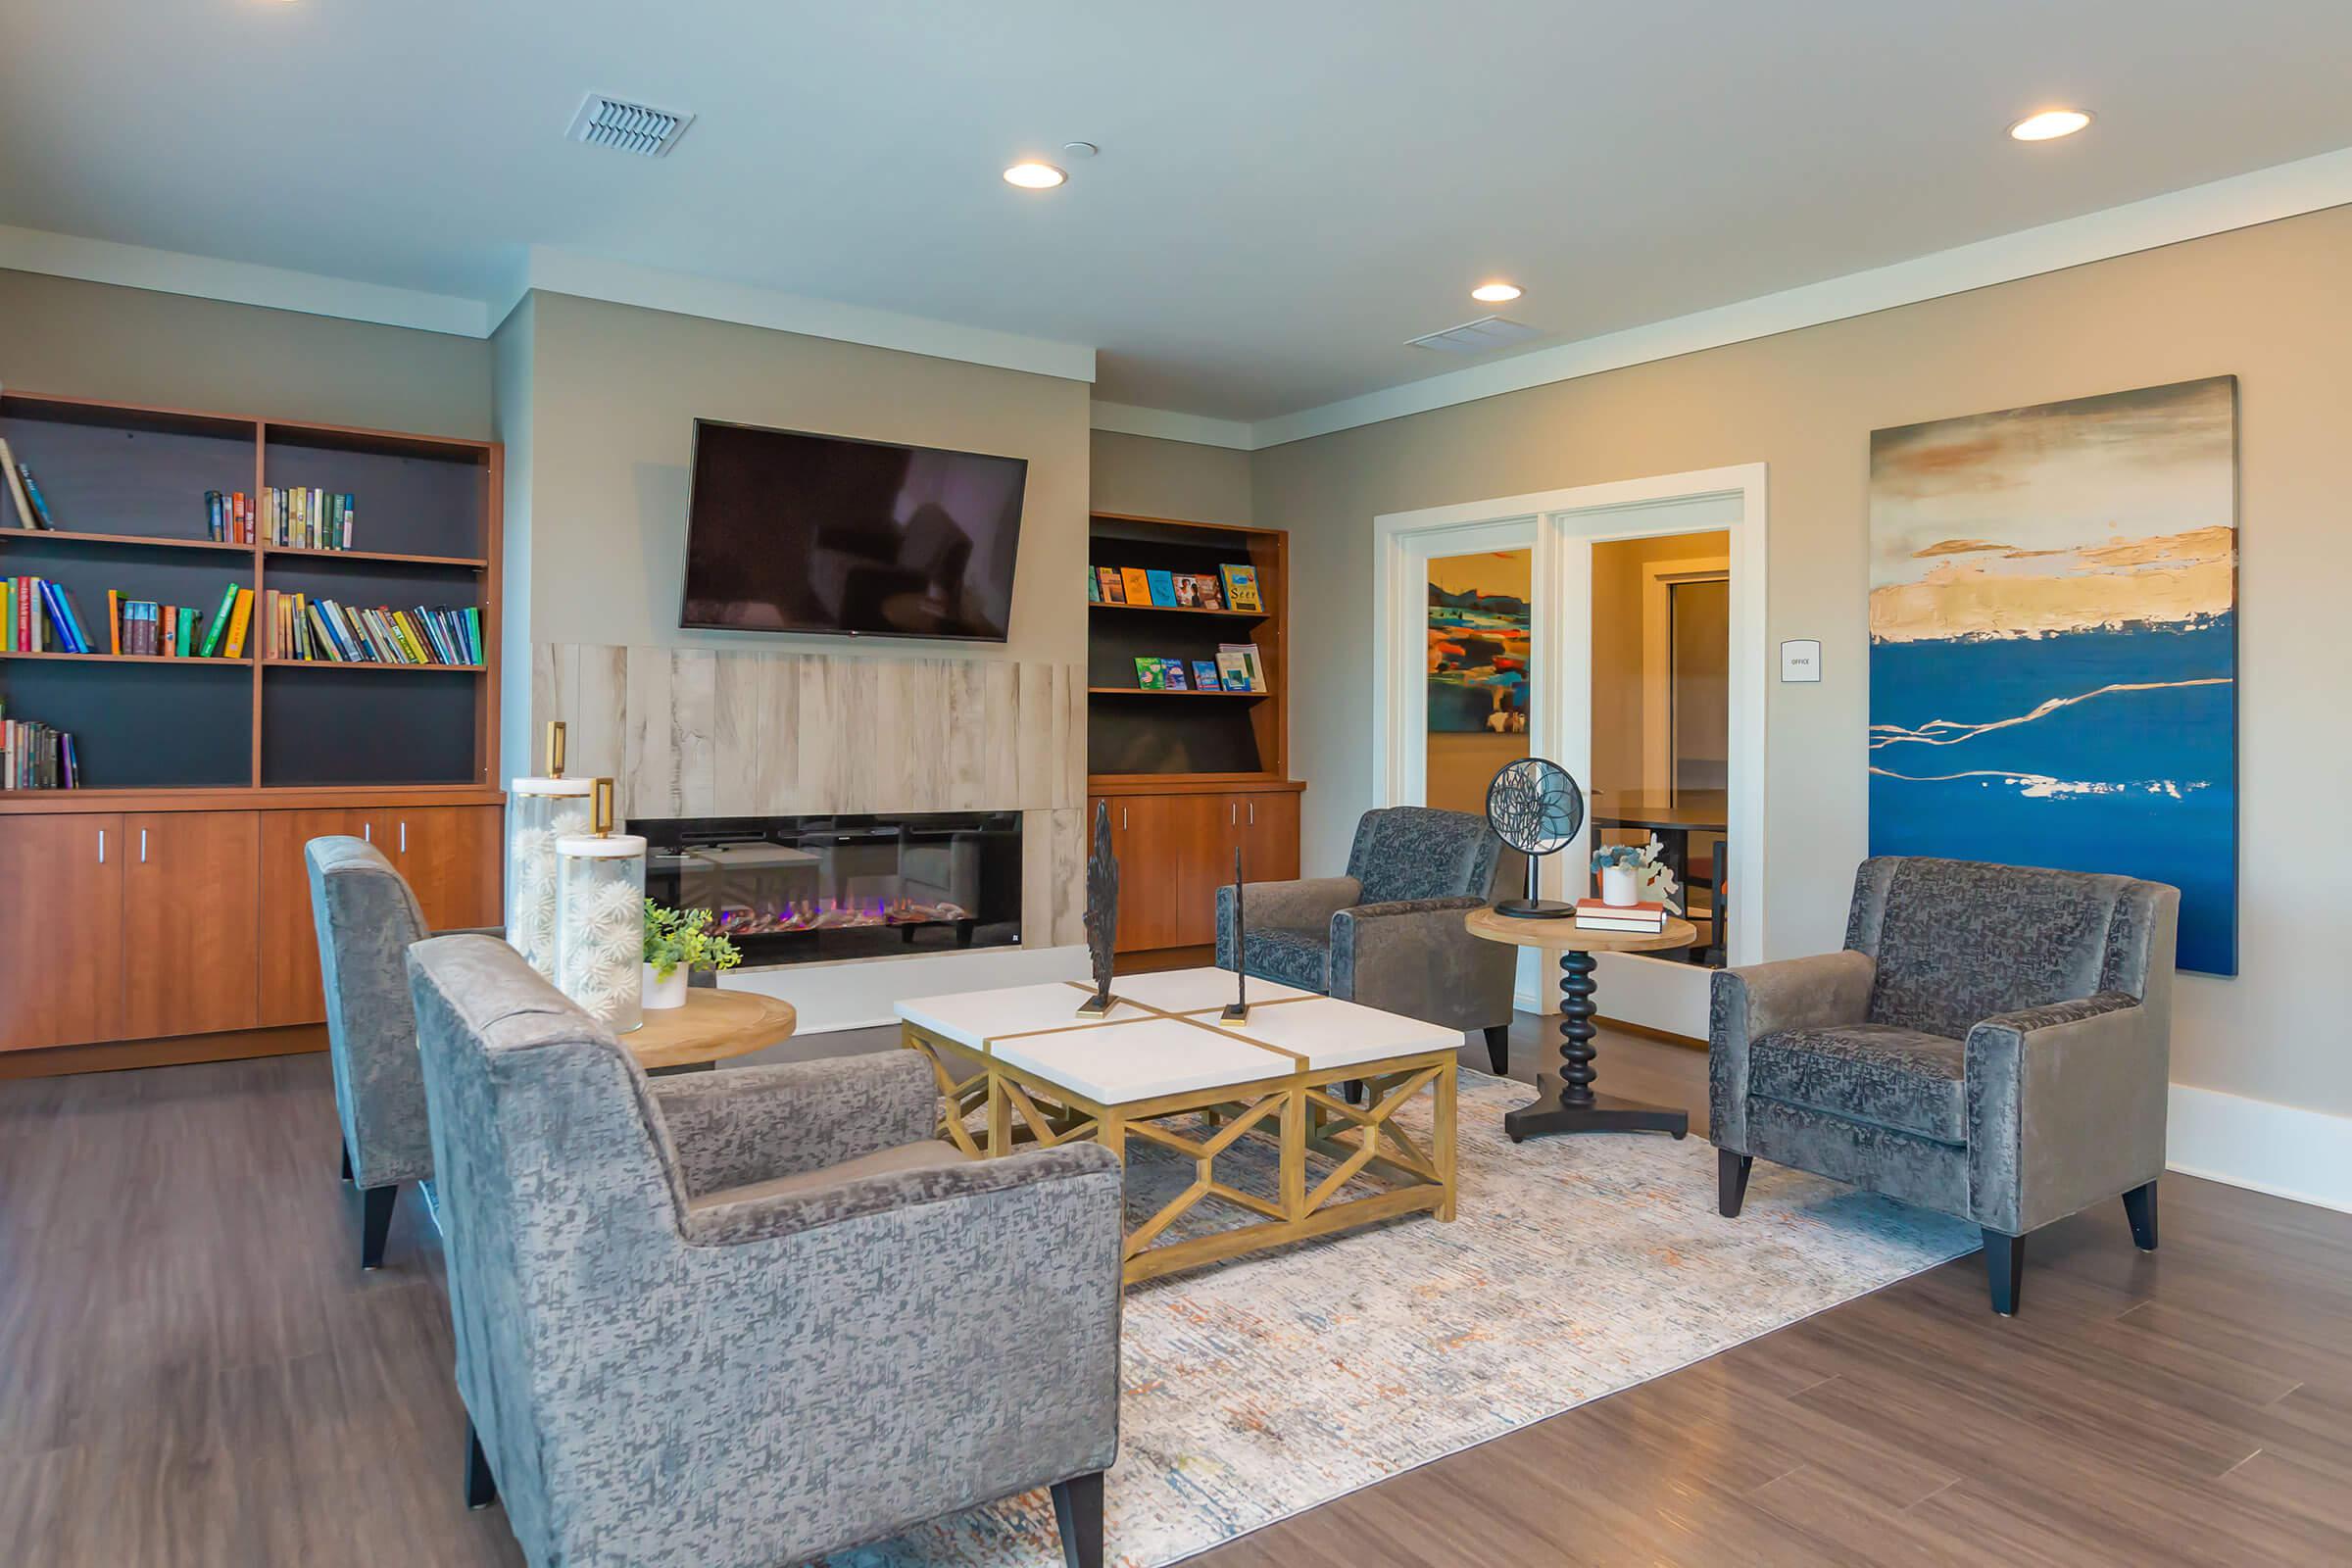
left=820, top=1066, right=1980, bottom=1568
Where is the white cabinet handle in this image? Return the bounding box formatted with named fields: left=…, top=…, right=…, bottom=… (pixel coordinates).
left=140, top=829, right=148, bottom=863
left=97, top=828, right=106, bottom=864
left=363, top=822, right=371, bottom=843
left=399, top=820, right=408, bottom=854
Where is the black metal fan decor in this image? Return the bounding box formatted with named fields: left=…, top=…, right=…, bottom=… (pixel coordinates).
left=1485, top=757, right=1585, bottom=918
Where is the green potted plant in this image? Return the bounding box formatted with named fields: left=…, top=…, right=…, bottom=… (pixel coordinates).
left=640, top=899, right=743, bottom=1010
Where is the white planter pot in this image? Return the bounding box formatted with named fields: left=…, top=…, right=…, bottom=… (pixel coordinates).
left=1600, top=864, right=1641, bottom=907
left=642, top=962, right=690, bottom=1011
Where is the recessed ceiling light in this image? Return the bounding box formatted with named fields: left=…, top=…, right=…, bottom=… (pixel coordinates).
left=2009, top=109, right=2092, bottom=142
left=1471, top=281, right=1523, bottom=304
left=1004, top=161, right=1067, bottom=189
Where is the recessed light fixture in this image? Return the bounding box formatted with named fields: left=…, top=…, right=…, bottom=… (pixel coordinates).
left=1004, top=161, right=1067, bottom=189
left=1471, top=281, right=1524, bottom=304
left=2009, top=108, right=2092, bottom=142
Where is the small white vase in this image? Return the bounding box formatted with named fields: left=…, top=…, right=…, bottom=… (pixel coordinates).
left=1600, top=864, right=1641, bottom=907
left=641, top=962, right=690, bottom=1011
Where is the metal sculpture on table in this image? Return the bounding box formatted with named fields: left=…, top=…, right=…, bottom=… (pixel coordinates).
left=1075, top=799, right=1121, bottom=1016
left=1217, top=848, right=1249, bottom=1026
left=1485, top=757, right=1585, bottom=918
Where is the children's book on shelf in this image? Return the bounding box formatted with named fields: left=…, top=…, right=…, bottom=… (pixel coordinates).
left=1119, top=567, right=1152, bottom=606
left=1133, top=656, right=1166, bottom=690
left=1172, top=573, right=1200, bottom=607
left=1145, top=569, right=1178, bottom=608
left=1186, top=572, right=1225, bottom=610
left=1161, top=658, right=1190, bottom=691
left=1190, top=659, right=1222, bottom=690
left=1220, top=564, right=1261, bottom=612
left=1096, top=565, right=1125, bottom=603
left=1087, top=567, right=1102, bottom=603
left=1216, top=642, right=1267, bottom=693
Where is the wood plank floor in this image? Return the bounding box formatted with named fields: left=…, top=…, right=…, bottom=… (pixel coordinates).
left=3, top=1014, right=2347, bottom=1566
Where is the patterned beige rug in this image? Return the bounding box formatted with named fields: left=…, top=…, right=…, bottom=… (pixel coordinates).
left=823, top=1067, right=1979, bottom=1567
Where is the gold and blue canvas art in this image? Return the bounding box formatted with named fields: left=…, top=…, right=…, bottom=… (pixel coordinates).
left=1868, top=376, right=2237, bottom=974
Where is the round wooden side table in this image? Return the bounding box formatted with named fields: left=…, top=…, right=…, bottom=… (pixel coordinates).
left=624, top=989, right=798, bottom=1074
left=1464, top=906, right=1699, bottom=1143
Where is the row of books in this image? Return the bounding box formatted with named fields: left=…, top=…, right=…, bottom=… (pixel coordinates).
left=207, top=486, right=359, bottom=550
left=113, top=581, right=252, bottom=658
left=264, top=590, right=482, bottom=665
left=4, top=575, right=96, bottom=653
left=0, top=440, right=59, bottom=529
left=1131, top=642, right=1267, bottom=693
left=0, top=707, right=78, bottom=790
left=1090, top=563, right=1260, bottom=612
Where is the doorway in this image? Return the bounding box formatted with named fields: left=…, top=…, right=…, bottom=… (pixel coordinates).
left=1372, top=466, right=1767, bottom=1036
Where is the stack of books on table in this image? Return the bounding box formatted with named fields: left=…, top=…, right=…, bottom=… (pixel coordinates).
left=1573, top=898, right=1669, bottom=934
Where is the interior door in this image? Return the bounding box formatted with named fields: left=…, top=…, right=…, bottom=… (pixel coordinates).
left=257, top=808, right=381, bottom=1027
left=122, top=811, right=260, bottom=1040
left=0, top=814, right=123, bottom=1052
left=385, top=805, right=504, bottom=932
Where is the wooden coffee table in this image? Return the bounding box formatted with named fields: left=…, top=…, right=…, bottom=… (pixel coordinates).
left=1465, top=906, right=1698, bottom=1143
left=626, top=988, right=799, bottom=1073
left=896, top=969, right=1459, bottom=1285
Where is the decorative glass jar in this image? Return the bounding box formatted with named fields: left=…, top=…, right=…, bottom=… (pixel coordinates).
left=507, top=776, right=596, bottom=982
left=554, top=780, right=647, bottom=1033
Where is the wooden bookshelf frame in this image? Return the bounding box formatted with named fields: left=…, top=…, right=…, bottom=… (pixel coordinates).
left=0, top=389, right=503, bottom=803
left=1087, top=512, right=1290, bottom=788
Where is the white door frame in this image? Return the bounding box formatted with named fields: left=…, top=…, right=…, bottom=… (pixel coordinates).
left=1371, top=464, right=1769, bottom=1018
left=1391, top=517, right=1540, bottom=809
left=1642, top=556, right=1733, bottom=795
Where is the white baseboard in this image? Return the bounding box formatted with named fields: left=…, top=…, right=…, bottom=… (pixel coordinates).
left=2166, top=1084, right=2352, bottom=1214
left=720, top=944, right=1088, bottom=1036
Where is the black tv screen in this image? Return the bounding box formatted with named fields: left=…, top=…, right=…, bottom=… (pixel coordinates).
left=680, top=420, right=1028, bottom=642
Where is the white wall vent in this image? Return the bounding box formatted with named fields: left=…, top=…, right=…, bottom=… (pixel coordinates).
left=1405, top=316, right=1545, bottom=355
left=566, top=95, right=695, bottom=159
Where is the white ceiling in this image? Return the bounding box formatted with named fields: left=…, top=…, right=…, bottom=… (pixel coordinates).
left=6, top=1, right=2352, bottom=424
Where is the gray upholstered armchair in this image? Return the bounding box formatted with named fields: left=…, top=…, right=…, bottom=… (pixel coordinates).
left=405, top=934, right=1124, bottom=1568
left=1711, top=856, right=2179, bottom=1315
left=308, top=834, right=495, bottom=1269
left=1217, top=806, right=1521, bottom=1071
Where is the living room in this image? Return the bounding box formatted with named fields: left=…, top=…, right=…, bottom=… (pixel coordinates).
left=2, top=5, right=2349, bottom=1565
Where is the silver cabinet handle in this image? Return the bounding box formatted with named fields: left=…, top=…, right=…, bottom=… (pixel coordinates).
left=140, top=829, right=148, bottom=863
left=399, top=820, right=408, bottom=854
left=1230, top=803, right=1238, bottom=826
left=1250, top=801, right=1256, bottom=825
left=97, top=828, right=106, bottom=864
left=363, top=822, right=371, bottom=843
left=1121, top=806, right=1129, bottom=830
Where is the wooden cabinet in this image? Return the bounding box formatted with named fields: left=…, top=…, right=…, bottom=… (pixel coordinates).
left=122, top=811, right=260, bottom=1041
left=0, top=814, right=124, bottom=1052
left=384, top=805, right=504, bottom=932
left=1089, top=786, right=1303, bottom=954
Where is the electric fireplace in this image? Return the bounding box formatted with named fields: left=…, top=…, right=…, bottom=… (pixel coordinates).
left=636, top=811, right=1021, bottom=966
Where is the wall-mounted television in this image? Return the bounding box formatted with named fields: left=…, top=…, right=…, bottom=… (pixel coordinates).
left=680, top=419, right=1028, bottom=642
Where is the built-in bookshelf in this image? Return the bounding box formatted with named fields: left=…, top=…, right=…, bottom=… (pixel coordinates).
left=0, top=391, right=501, bottom=795
left=1087, top=513, right=1287, bottom=782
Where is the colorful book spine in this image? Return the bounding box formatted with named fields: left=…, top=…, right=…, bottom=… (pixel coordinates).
left=199, top=581, right=241, bottom=658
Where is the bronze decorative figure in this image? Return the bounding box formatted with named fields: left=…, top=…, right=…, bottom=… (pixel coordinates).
left=1218, top=847, right=1250, bottom=1025
left=1075, top=800, right=1121, bottom=1016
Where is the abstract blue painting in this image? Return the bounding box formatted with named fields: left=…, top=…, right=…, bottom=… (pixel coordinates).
left=1868, top=377, right=2238, bottom=975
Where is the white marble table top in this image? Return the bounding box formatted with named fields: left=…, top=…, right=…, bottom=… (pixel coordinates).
left=1198, top=995, right=1459, bottom=1072
left=1106, top=965, right=1318, bottom=1014
left=896, top=981, right=1153, bottom=1051
left=988, top=1015, right=1297, bottom=1104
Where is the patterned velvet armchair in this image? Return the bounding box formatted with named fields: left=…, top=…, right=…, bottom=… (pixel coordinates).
left=1217, top=807, right=1522, bottom=1071
left=306, top=834, right=457, bottom=1269
left=1711, top=857, right=2179, bottom=1315
left=405, top=934, right=1124, bottom=1568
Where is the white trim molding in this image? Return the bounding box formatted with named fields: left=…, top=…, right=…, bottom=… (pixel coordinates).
left=2167, top=1084, right=2352, bottom=1214
left=0, top=222, right=490, bottom=337
left=1090, top=401, right=1254, bottom=450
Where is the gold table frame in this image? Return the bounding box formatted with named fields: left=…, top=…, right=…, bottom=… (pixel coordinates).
left=899, top=987, right=1456, bottom=1285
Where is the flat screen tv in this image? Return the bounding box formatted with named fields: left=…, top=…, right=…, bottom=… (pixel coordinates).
left=680, top=419, right=1028, bottom=642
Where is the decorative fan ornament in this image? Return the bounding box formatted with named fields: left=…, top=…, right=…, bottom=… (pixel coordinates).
left=1485, top=757, right=1586, bottom=918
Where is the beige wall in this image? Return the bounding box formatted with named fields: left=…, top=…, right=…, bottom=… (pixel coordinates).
left=1090, top=429, right=1252, bottom=524
left=0, top=269, right=493, bottom=438
left=1252, top=205, right=2352, bottom=1118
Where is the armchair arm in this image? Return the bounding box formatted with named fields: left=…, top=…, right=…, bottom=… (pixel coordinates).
left=1229, top=875, right=1361, bottom=932
left=431, top=924, right=507, bottom=940
left=1708, top=950, right=1875, bottom=1152
left=1966, top=992, right=2163, bottom=1234
left=1326, top=896, right=1505, bottom=1030
left=681, top=1141, right=1119, bottom=1249
left=650, top=1050, right=937, bottom=1198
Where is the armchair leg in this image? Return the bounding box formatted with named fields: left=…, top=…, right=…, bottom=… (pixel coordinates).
left=464, top=1418, right=498, bottom=1509
left=2123, top=1181, right=2159, bottom=1251
left=360, top=1183, right=399, bottom=1271
left=1482, top=1024, right=1510, bottom=1075
left=1051, top=1470, right=1103, bottom=1568
left=1984, top=1230, right=2026, bottom=1316
left=1717, top=1150, right=1752, bottom=1217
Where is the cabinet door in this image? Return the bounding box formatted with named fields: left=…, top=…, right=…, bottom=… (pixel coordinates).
left=1177, top=795, right=1247, bottom=948
left=385, top=805, right=504, bottom=932
left=258, top=808, right=382, bottom=1027
left=1234, top=791, right=1301, bottom=885
left=122, top=811, right=260, bottom=1040
left=1093, top=794, right=1169, bottom=952
left=0, top=814, right=124, bottom=1052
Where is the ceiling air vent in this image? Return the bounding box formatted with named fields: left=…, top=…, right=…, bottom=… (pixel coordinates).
left=1405, top=316, right=1544, bottom=355
left=565, top=95, right=695, bottom=159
